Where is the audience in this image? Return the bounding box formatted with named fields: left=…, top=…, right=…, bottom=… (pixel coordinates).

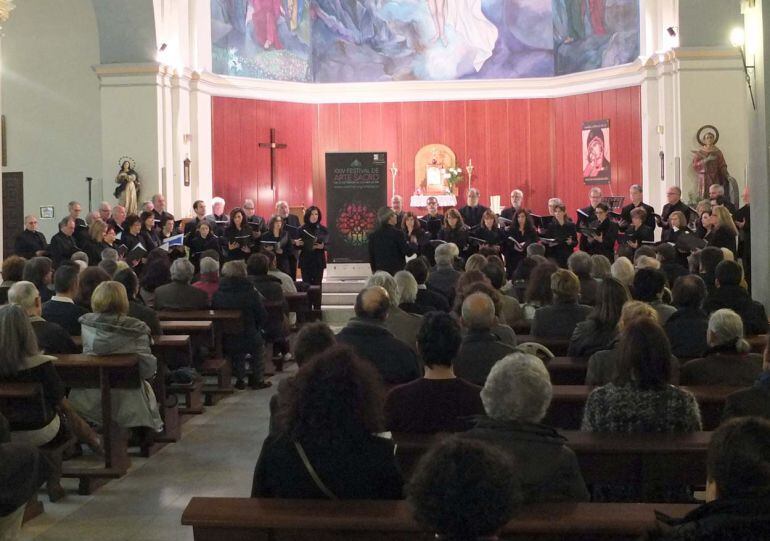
left=664, top=275, right=710, bottom=359
left=464, top=253, right=488, bottom=273
left=112, top=268, right=162, bottom=336
left=568, top=277, right=629, bottom=357
left=462, top=353, right=590, bottom=502
left=8, top=281, right=78, bottom=355
left=532, top=269, right=591, bottom=339
left=23, top=256, right=54, bottom=303
left=698, top=246, right=724, bottom=294
left=74, top=266, right=111, bottom=311
left=212, top=261, right=270, bottom=390
left=252, top=346, right=403, bottom=499
left=366, top=271, right=422, bottom=350
left=590, top=254, right=612, bottom=280
left=405, top=258, right=449, bottom=312
left=191, top=257, right=220, bottom=303
left=454, top=280, right=517, bottom=347
left=632, top=268, right=676, bottom=324
left=69, top=282, right=164, bottom=438
left=394, top=270, right=430, bottom=315
left=0, top=255, right=26, bottom=304
left=656, top=243, right=688, bottom=288
left=703, top=260, right=767, bottom=335
left=610, top=256, right=635, bottom=288
left=246, top=253, right=290, bottom=368
left=723, top=335, right=770, bottom=421
left=522, top=261, right=558, bottom=320
left=426, top=243, right=461, bottom=304
left=336, top=286, right=421, bottom=385
left=263, top=250, right=297, bottom=294
left=482, top=261, right=522, bottom=326
left=154, top=258, right=209, bottom=311
left=41, top=264, right=87, bottom=336
left=568, top=251, right=598, bottom=306
left=408, top=438, right=521, bottom=541
left=680, top=309, right=763, bottom=386
left=138, top=258, right=171, bottom=309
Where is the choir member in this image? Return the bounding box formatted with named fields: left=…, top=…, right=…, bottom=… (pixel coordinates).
left=205, top=196, right=230, bottom=237
left=262, top=214, right=294, bottom=277
left=108, top=205, right=127, bottom=237
left=503, top=209, right=538, bottom=278
left=622, top=208, right=654, bottom=253
left=544, top=203, right=577, bottom=268
left=458, top=188, right=488, bottom=228
left=706, top=206, right=738, bottom=253
left=185, top=200, right=214, bottom=237
left=402, top=212, right=431, bottom=257
left=697, top=210, right=714, bottom=239
left=224, top=207, right=254, bottom=261
left=243, top=198, right=266, bottom=242
left=98, top=201, right=112, bottom=222
left=48, top=217, right=79, bottom=268
left=84, top=220, right=113, bottom=264
left=367, top=207, right=416, bottom=276
left=547, top=198, right=563, bottom=216
left=661, top=210, right=694, bottom=268
left=420, top=196, right=444, bottom=239
left=577, top=187, right=603, bottom=252
left=298, top=205, right=328, bottom=286
left=121, top=215, right=143, bottom=251
left=14, top=215, right=47, bottom=259
left=500, top=189, right=524, bottom=221
left=275, top=200, right=301, bottom=280
left=391, top=195, right=405, bottom=229
left=659, top=186, right=692, bottom=230
left=68, top=201, right=89, bottom=248
left=185, top=221, right=221, bottom=269
left=151, top=193, right=174, bottom=226
left=471, top=209, right=504, bottom=255
left=708, top=184, right=737, bottom=216
left=620, top=184, right=656, bottom=230
left=438, top=208, right=469, bottom=256
left=158, top=216, right=178, bottom=242
left=583, top=202, right=618, bottom=260
left=139, top=210, right=161, bottom=252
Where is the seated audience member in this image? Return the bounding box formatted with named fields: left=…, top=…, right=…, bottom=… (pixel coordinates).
left=408, top=438, right=521, bottom=541
left=647, top=417, right=770, bottom=539
left=263, top=250, right=297, bottom=294
left=252, top=346, right=403, bottom=499
left=394, top=270, right=430, bottom=315
left=112, top=269, right=162, bottom=336
left=482, top=261, right=522, bottom=326
left=23, top=256, right=54, bottom=303
left=41, top=264, right=87, bottom=336
left=455, top=280, right=517, bottom=347
left=69, top=282, right=163, bottom=434
left=74, top=266, right=111, bottom=311
left=426, top=243, right=461, bottom=304
left=14, top=215, right=47, bottom=260
left=635, top=255, right=661, bottom=271
left=568, top=251, right=598, bottom=306
left=98, top=258, right=118, bottom=277
left=138, top=258, right=171, bottom=309
left=531, top=269, right=591, bottom=339
left=704, top=260, right=767, bottom=335
left=699, top=246, right=724, bottom=295
left=268, top=322, right=336, bottom=434
left=463, top=353, right=590, bottom=502
left=455, top=291, right=518, bottom=385
left=212, top=261, right=270, bottom=390
left=0, top=416, right=51, bottom=540
left=510, top=255, right=540, bottom=301
left=464, top=253, right=488, bottom=273
left=610, top=256, right=635, bottom=288
left=366, top=271, right=422, bottom=350
left=101, top=248, right=119, bottom=262
left=656, top=243, right=689, bottom=288
left=336, top=286, right=421, bottom=385
left=680, top=309, right=763, bottom=386
left=71, top=251, right=89, bottom=270
left=665, top=275, right=710, bottom=359
left=582, top=318, right=702, bottom=501
left=568, top=277, right=629, bottom=357
left=247, top=253, right=291, bottom=368
left=633, top=268, right=676, bottom=324
left=0, top=304, right=100, bottom=452
left=191, top=257, right=220, bottom=303
left=586, top=301, right=662, bottom=386
left=0, top=256, right=26, bottom=304
left=8, top=281, right=78, bottom=354
left=405, top=257, right=450, bottom=312
left=590, top=254, right=612, bottom=280
left=723, top=335, right=770, bottom=421
left=154, top=258, right=209, bottom=311
left=521, top=261, right=558, bottom=321
left=385, top=312, right=484, bottom=433
left=48, top=217, right=79, bottom=268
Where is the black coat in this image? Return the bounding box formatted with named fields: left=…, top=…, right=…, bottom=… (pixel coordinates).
left=185, top=233, right=222, bottom=265
left=48, top=232, right=79, bottom=267
left=661, top=200, right=693, bottom=229
left=419, top=213, right=444, bottom=239
left=437, top=226, right=468, bottom=254
left=544, top=220, right=577, bottom=268
left=532, top=301, right=592, bottom=339
left=30, top=318, right=78, bottom=355
left=416, top=287, right=450, bottom=312
left=706, top=226, right=737, bottom=253
left=585, top=219, right=618, bottom=260
left=41, top=299, right=88, bottom=336
left=703, top=284, right=768, bottom=335
left=0, top=430, right=51, bottom=516
left=620, top=202, right=656, bottom=229
left=212, top=276, right=266, bottom=354
left=224, top=224, right=254, bottom=261
left=14, top=230, right=47, bottom=259
left=298, top=223, right=328, bottom=279
left=503, top=226, right=538, bottom=277
left=646, top=497, right=770, bottom=540
left=367, top=225, right=415, bottom=275
left=454, top=331, right=517, bottom=386
left=576, top=205, right=597, bottom=251
left=568, top=318, right=617, bottom=357
left=458, top=204, right=488, bottom=228
left=664, top=308, right=709, bottom=360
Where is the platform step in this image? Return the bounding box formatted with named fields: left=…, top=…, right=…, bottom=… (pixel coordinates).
left=322, top=292, right=359, bottom=306
left=322, top=279, right=367, bottom=294
left=322, top=305, right=355, bottom=326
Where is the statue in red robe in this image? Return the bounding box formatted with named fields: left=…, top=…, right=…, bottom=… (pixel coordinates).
left=251, top=0, right=283, bottom=50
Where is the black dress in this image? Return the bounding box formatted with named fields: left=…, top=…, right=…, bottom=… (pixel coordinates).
left=224, top=223, right=254, bottom=261
left=140, top=228, right=160, bottom=252
left=470, top=225, right=503, bottom=256
left=623, top=224, right=654, bottom=249
left=298, top=223, right=328, bottom=285
left=282, top=214, right=302, bottom=281
left=185, top=233, right=222, bottom=269
left=504, top=226, right=538, bottom=278
left=707, top=226, right=737, bottom=253
left=662, top=227, right=694, bottom=268
left=438, top=226, right=469, bottom=256
left=262, top=229, right=293, bottom=276
left=585, top=219, right=618, bottom=260
left=576, top=205, right=597, bottom=252
left=545, top=220, right=577, bottom=268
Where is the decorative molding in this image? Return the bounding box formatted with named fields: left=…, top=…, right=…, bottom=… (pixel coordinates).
left=0, top=0, right=15, bottom=23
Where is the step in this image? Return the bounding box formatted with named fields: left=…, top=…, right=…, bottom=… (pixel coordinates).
left=322, top=279, right=367, bottom=294
left=322, top=305, right=355, bottom=326
left=322, top=292, right=359, bottom=306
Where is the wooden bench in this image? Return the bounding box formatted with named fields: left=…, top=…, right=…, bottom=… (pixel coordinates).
left=53, top=354, right=139, bottom=495
left=392, top=431, right=710, bottom=495
left=546, top=356, right=588, bottom=385
left=0, top=382, right=76, bottom=502
left=516, top=335, right=570, bottom=356
left=159, top=322, right=212, bottom=414
left=545, top=385, right=740, bottom=431
left=181, top=498, right=697, bottom=540
left=747, top=334, right=767, bottom=354
left=285, top=291, right=311, bottom=328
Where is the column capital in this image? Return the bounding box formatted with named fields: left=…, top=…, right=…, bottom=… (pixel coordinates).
left=0, top=1, right=15, bottom=23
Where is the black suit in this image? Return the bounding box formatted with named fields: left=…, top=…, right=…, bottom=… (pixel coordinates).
left=41, top=300, right=88, bottom=336
left=184, top=216, right=214, bottom=237
left=585, top=219, right=618, bottom=260
left=620, top=202, right=656, bottom=229
left=419, top=214, right=443, bottom=239
left=500, top=206, right=521, bottom=222
left=48, top=232, right=79, bottom=267
left=576, top=205, right=597, bottom=251
left=660, top=200, right=692, bottom=229
left=368, top=225, right=415, bottom=275
left=30, top=318, right=78, bottom=355
left=14, top=230, right=47, bottom=259
left=458, top=205, right=488, bottom=228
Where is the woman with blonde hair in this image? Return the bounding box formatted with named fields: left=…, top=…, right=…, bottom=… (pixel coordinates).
left=706, top=206, right=737, bottom=253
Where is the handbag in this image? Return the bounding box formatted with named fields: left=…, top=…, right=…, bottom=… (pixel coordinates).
left=294, top=441, right=338, bottom=500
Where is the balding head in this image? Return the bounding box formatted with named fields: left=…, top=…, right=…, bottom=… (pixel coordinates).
left=354, top=286, right=390, bottom=321
left=461, top=292, right=496, bottom=332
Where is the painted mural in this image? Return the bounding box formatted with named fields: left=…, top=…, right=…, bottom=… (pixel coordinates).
left=211, top=0, right=639, bottom=82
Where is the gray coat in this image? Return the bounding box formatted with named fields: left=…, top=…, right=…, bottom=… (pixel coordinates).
left=69, top=313, right=162, bottom=431
left=384, top=306, right=421, bottom=351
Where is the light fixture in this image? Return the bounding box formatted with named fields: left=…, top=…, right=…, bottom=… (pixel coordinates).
left=666, top=26, right=676, bottom=37
left=730, top=26, right=756, bottom=110
left=159, top=43, right=168, bottom=52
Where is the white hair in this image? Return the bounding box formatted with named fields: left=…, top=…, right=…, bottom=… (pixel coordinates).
left=589, top=187, right=603, bottom=196
left=548, top=197, right=563, bottom=207
left=98, top=201, right=112, bottom=211
left=709, top=184, right=725, bottom=195
left=708, top=308, right=750, bottom=352
left=611, top=257, right=635, bottom=286
left=366, top=271, right=399, bottom=306
left=221, top=260, right=246, bottom=278
left=8, top=281, right=40, bottom=310
left=391, top=195, right=403, bottom=202
left=394, top=271, right=418, bottom=304
left=211, top=196, right=225, bottom=206
left=634, top=255, right=660, bottom=270
left=434, top=244, right=454, bottom=266
left=510, top=189, right=523, bottom=198
left=481, top=353, right=553, bottom=423
left=170, top=258, right=195, bottom=283
left=199, top=257, right=219, bottom=275
left=467, top=188, right=480, bottom=197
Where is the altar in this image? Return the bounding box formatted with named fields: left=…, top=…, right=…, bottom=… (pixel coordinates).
left=409, top=194, right=458, bottom=208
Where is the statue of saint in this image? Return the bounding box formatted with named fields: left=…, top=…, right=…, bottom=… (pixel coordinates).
left=114, top=158, right=140, bottom=215
left=692, top=125, right=730, bottom=200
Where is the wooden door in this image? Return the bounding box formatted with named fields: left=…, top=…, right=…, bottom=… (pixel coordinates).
left=3, top=172, right=23, bottom=259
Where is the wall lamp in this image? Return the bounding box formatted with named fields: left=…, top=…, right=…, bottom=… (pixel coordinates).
left=730, top=27, right=756, bottom=110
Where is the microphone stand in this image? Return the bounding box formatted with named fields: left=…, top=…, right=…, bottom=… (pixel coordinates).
left=85, top=177, right=93, bottom=212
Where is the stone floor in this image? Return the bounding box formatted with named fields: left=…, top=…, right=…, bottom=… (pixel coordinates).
left=20, top=372, right=287, bottom=541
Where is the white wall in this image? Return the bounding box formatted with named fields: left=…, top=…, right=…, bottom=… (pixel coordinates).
left=2, top=0, right=102, bottom=238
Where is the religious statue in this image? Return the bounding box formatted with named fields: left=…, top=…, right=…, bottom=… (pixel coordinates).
left=114, top=157, right=140, bottom=215
left=691, top=125, right=731, bottom=201
left=415, top=144, right=456, bottom=195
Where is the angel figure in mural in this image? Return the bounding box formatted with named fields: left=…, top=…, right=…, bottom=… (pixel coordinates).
left=427, top=0, right=498, bottom=71
left=250, top=0, right=283, bottom=50
left=691, top=125, right=731, bottom=201
left=114, top=158, right=140, bottom=215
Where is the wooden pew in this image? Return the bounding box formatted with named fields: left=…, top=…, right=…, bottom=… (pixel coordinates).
left=285, top=291, right=310, bottom=328
left=181, top=498, right=697, bottom=541
left=159, top=321, right=212, bottom=414
left=546, top=356, right=588, bottom=385
left=392, top=431, right=710, bottom=492
left=747, top=334, right=767, bottom=354
left=516, top=335, right=570, bottom=356
left=53, top=354, right=138, bottom=495
left=544, top=385, right=740, bottom=430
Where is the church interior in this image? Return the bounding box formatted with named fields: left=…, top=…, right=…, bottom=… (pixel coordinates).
left=4, top=0, right=770, bottom=539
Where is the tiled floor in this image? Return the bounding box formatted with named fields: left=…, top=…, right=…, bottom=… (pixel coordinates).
left=20, top=373, right=285, bottom=541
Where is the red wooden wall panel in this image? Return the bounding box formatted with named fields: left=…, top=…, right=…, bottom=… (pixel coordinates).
left=212, top=86, right=642, bottom=221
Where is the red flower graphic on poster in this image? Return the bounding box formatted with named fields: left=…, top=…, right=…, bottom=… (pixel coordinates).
left=336, top=203, right=376, bottom=246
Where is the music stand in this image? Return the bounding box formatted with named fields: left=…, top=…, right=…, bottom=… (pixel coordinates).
left=602, top=196, right=624, bottom=212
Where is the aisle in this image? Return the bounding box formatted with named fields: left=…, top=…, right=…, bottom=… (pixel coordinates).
left=20, top=374, right=285, bottom=541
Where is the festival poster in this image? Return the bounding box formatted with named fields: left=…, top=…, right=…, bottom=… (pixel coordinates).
left=325, top=152, right=387, bottom=263
left=582, top=119, right=611, bottom=185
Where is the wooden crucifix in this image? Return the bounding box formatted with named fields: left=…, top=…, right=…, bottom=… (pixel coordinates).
left=258, top=128, right=288, bottom=191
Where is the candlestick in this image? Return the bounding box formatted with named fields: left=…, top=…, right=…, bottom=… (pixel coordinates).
left=390, top=163, right=398, bottom=199
left=466, top=159, right=474, bottom=190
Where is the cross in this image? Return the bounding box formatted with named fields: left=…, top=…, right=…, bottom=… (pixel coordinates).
left=258, top=128, right=288, bottom=191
